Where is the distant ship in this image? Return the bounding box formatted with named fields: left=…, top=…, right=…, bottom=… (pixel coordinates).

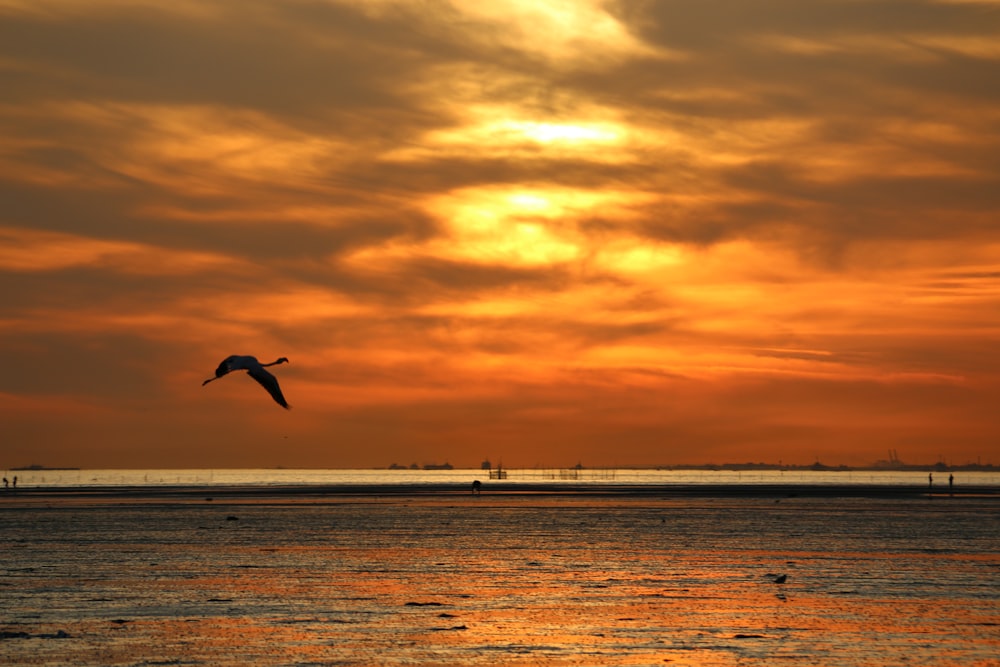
left=422, top=462, right=454, bottom=470
left=11, top=464, right=80, bottom=471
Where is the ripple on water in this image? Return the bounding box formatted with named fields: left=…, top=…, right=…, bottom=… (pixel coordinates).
left=1, top=497, right=998, bottom=666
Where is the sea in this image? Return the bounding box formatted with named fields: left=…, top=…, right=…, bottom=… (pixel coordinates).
left=5, top=467, right=1000, bottom=488
left=2, top=470, right=998, bottom=666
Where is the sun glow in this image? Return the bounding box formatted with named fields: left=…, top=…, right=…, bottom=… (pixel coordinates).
left=501, top=120, right=620, bottom=144
left=383, top=104, right=634, bottom=164
left=4, top=0, right=1000, bottom=470
left=448, top=0, right=652, bottom=63
left=345, top=186, right=649, bottom=270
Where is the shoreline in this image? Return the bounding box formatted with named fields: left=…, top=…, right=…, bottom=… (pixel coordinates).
left=2, top=481, right=998, bottom=504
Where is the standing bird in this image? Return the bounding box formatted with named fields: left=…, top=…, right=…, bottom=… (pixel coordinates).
left=202, top=355, right=290, bottom=408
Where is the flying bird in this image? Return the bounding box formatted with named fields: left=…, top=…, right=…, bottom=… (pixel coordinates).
left=202, top=355, right=290, bottom=408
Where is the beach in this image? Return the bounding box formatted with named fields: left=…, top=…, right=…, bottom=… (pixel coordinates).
left=2, top=477, right=999, bottom=506
left=2, top=484, right=999, bottom=666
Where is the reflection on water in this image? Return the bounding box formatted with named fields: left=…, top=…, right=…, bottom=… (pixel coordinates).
left=2, top=496, right=999, bottom=666
left=7, top=467, right=1000, bottom=488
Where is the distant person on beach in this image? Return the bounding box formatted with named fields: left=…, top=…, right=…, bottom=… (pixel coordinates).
left=472, top=480, right=481, bottom=495
left=949, top=474, right=954, bottom=495
left=11, top=476, right=15, bottom=488
left=928, top=472, right=933, bottom=489
left=2, top=477, right=7, bottom=489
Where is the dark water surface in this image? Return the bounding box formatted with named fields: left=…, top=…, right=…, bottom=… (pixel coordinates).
left=2, top=494, right=998, bottom=666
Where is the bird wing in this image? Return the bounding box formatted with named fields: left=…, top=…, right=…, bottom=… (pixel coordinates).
left=247, top=366, right=290, bottom=409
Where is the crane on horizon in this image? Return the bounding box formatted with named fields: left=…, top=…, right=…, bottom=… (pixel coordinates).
left=202, top=355, right=290, bottom=408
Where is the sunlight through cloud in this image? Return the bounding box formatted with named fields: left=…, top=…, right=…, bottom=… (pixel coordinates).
left=2, top=0, right=999, bottom=468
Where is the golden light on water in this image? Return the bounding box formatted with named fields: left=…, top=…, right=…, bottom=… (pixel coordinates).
left=8, top=496, right=998, bottom=665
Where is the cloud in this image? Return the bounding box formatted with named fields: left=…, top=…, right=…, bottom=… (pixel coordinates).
left=1, top=0, right=999, bottom=467
left=0, top=226, right=244, bottom=274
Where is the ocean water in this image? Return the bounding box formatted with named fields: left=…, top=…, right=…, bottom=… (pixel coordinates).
left=2, top=493, right=998, bottom=666
left=6, top=467, right=1000, bottom=488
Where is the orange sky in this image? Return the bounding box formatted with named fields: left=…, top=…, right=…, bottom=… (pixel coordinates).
left=2, top=0, right=999, bottom=469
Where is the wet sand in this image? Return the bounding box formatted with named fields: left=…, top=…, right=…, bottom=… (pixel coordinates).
left=3, top=487, right=998, bottom=666
left=4, top=480, right=997, bottom=506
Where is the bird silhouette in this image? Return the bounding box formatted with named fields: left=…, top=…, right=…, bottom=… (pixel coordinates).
left=202, top=355, right=290, bottom=408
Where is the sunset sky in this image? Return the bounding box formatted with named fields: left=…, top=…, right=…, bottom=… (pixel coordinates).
left=2, top=0, right=999, bottom=470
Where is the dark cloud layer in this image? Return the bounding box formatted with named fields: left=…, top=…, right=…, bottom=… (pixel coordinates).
left=2, top=0, right=999, bottom=469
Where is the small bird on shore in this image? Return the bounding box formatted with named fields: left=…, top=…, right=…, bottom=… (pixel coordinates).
left=202, top=355, right=290, bottom=408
